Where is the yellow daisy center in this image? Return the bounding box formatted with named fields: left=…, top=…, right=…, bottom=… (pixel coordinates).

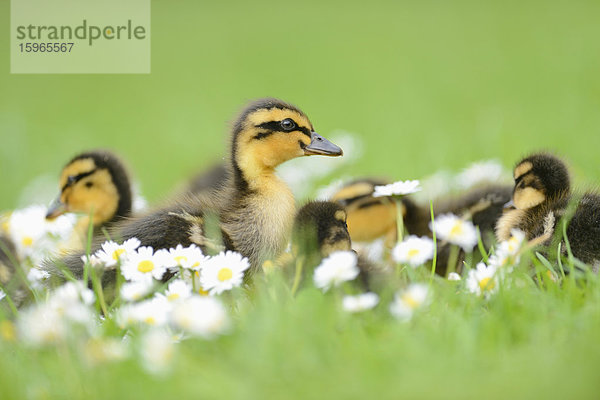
left=217, top=267, right=233, bottom=282
left=198, top=288, right=209, bottom=296
left=450, top=222, right=463, bottom=237
left=191, top=261, right=200, bottom=269
left=167, top=293, right=179, bottom=301
left=22, top=236, right=33, bottom=247
left=144, top=316, right=156, bottom=325
left=479, top=277, right=495, bottom=292
left=112, top=248, right=125, bottom=260
left=407, top=249, right=420, bottom=258
left=137, top=260, right=154, bottom=273
left=401, top=294, right=419, bottom=309
left=174, top=255, right=187, bottom=265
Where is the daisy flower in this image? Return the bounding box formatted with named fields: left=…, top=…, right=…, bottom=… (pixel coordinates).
left=199, top=251, right=250, bottom=295
left=94, top=238, right=141, bottom=268
left=429, top=213, right=477, bottom=251
left=0, top=289, right=5, bottom=302
left=27, top=267, right=51, bottom=290
left=497, top=229, right=526, bottom=257
left=466, top=263, right=498, bottom=298
left=313, top=251, right=359, bottom=291
left=140, top=329, right=174, bottom=375
left=389, top=283, right=430, bottom=321
left=165, top=244, right=207, bottom=271
left=130, top=297, right=171, bottom=327
left=373, top=180, right=421, bottom=198
left=120, top=279, right=154, bottom=302
left=170, top=296, right=229, bottom=338
left=8, top=205, right=50, bottom=259
left=392, top=236, right=435, bottom=267
left=120, top=246, right=169, bottom=281
left=17, top=304, right=67, bottom=346
left=164, top=279, right=192, bottom=302
left=342, top=293, right=379, bottom=313
left=447, top=272, right=462, bottom=281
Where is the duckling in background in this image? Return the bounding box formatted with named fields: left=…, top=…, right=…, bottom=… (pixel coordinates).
left=290, top=201, right=376, bottom=290
left=46, top=150, right=133, bottom=236
left=331, top=178, right=430, bottom=245
left=496, top=152, right=600, bottom=268
left=186, top=164, right=229, bottom=195
left=52, top=98, right=343, bottom=281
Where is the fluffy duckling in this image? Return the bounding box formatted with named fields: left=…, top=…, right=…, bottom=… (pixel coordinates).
left=46, top=150, right=133, bottom=232
left=495, top=153, right=571, bottom=244
left=290, top=201, right=376, bottom=289
left=331, top=178, right=430, bottom=245
left=496, top=153, right=600, bottom=267
left=54, top=98, right=343, bottom=279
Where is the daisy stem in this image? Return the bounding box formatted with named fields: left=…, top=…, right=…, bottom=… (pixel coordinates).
left=394, top=197, right=404, bottom=244
left=429, top=200, right=437, bottom=283
left=446, top=245, right=459, bottom=277
left=0, top=282, right=18, bottom=317
left=82, top=208, right=95, bottom=286
left=90, top=266, right=108, bottom=316
left=290, top=256, right=304, bottom=297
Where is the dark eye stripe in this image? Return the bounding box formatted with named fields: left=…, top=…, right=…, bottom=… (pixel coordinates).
left=253, top=120, right=312, bottom=139
left=61, top=168, right=98, bottom=192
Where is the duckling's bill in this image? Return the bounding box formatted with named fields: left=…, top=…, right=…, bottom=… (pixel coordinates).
left=304, top=132, right=343, bottom=156
left=45, top=197, right=67, bottom=220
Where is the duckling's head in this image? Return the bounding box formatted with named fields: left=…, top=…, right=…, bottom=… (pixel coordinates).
left=510, top=153, right=570, bottom=210
left=231, top=98, right=342, bottom=189
left=46, top=150, right=132, bottom=225
left=292, top=201, right=352, bottom=258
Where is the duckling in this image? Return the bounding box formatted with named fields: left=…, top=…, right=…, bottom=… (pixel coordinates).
left=53, top=98, right=343, bottom=280
left=495, top=153, right=571, bottom=244
left=331, top=178, right=430, bottom=245
left=290, top=201, right=375, bottom=289
left=45, top=150, right=133, bottom=234
left=496, top=153, right=600, bottom=268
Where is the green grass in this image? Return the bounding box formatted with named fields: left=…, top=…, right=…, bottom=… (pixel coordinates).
left=2, top=0, right=600, bottom=398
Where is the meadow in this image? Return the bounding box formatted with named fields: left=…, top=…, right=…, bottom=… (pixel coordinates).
left=1, top=0, right=600, bottom=399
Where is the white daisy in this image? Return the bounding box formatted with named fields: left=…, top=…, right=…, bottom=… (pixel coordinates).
left=456, top=160, right=507, bottom=189
left=165, top=244, right=207, bottom=271
left=17, top=304, right=67, bottom=346
left=466, top=262, right=498, bottom=297
left=164, top=279, right=192, bottom=302
left=120, top=279, right=154, bottom=302
left=447, top=272, right=462, bottom=281
left=498, top=229, right=526, bottom=257
left=8, top=205, right=50, bottom=260
left=199, top=251, right=250, bottom=295
left=313, top=251, right=359, bottom=291
left=429, top=214, right=478, bottom=251
left=170, top=295, right=229, bottom=338
left=389, top=283, right=430, bottom=321
left=140, top=329, right=174, bottom=375
left=0, top=289, right=5, bottom=301
left=129, top=297, right=171, bottom=327
left=120, top=246, right=169, bottom=282
left=94, top=238, right=141, bottom=268
left=27, top=267, right=51, bottom=290
left=373, top=180, right=421, bottom=198
left=392, top=236, right=435, bottom=267
left=80, top=254, right=104, bottom=268
left=342, top=293, right=379, bottom=313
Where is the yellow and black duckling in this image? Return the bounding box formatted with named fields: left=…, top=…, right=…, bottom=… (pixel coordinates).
left=496, top=152, right=600, bottom=268
left=331, top=178, right=430, bottom=245
left=290, top=201, right=377, bottom=290
left=46, top=150, right=133, bottom=234
left=53, top=98, right=343, bottom=280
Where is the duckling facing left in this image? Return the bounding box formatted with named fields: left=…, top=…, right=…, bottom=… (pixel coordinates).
left=51, top=98, right=343, bottom=281
left=496, top=152, right=600, bottom=268
left=46, top=150, right=133, bottom=235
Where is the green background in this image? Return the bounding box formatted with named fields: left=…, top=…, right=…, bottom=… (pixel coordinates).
left=2, top=0, right=600, bottom=210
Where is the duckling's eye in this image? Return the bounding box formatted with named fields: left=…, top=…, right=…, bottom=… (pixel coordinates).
left=280, top=118, right=296, bottom=131
left=85, top=182, right=93, bottom=188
